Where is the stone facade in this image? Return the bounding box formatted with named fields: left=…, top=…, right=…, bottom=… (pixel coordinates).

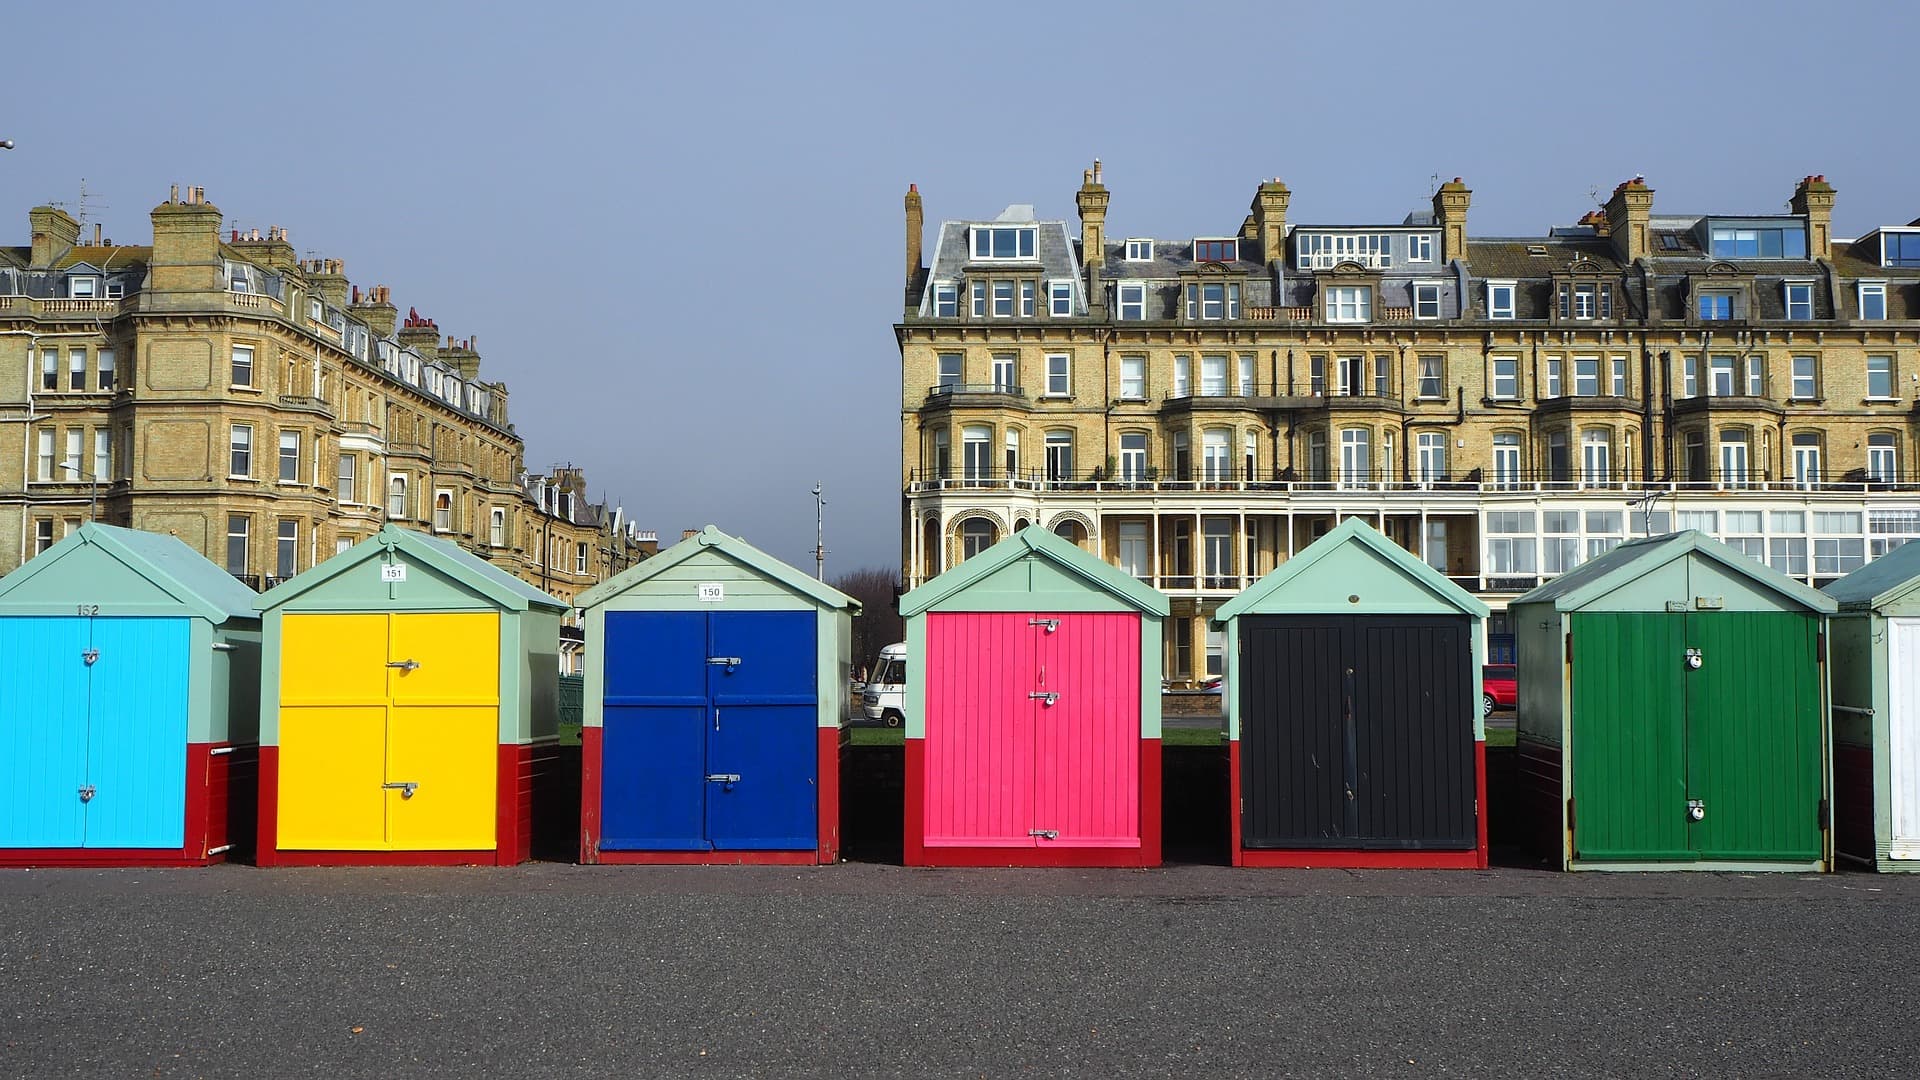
left=898, top=167, right=1920, bottom=681
left=0, top=188, right=656, bottom=603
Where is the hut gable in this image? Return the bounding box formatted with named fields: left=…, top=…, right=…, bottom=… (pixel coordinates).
left=1216, top=518, right=1487, bottom=621
left=902, top=525, right=1169, bottom=617
left=1823, top=540, right=1920, bottom=613
left=578, top=525, right=857, bottom=613
left=257, top=524, right=565, bottom=614
left=0, top=522, right=258, bottom=622
left=1515, top=531, right=1836, bottom=615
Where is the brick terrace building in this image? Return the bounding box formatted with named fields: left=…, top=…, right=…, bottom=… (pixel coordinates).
left=897, top=164, right=1920, bottom=679
left=0, top=187, right=654, bottom=605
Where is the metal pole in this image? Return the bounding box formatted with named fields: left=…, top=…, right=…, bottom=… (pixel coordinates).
left=812, top=483, right=825, bottom=581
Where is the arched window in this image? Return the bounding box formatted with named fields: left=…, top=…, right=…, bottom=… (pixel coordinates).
left=387, top=474, right=408, bottom=519
left=959, top=517, right=998, bottom=561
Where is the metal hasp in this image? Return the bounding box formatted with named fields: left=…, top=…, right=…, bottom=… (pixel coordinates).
left=1687, top=799, right=1706, bottom=822
left=1684, top=648, right=1703, bottom=670
left=1028, top=828, right=1059, bottom=839
left=382, top=781, right=419, bottom=799
left=1028, top=618, right=1060, bottom=633
left=706, top=773, right=741, bottom=785
left=81, top=649, right=99, bottom=665
left=707, top=656, right=742, bottom=672
left=1028, top=691, right=1060, bottom=706
left=386, top=659, right=420, bottom=672
left=77, top=784, right=96, bottom=803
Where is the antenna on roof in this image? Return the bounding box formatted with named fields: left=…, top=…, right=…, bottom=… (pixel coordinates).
left=1428, top=173, right=1440, bottom=198
left=75, top=178, right=108, bottom=232
left=1587, top=185, right=1604, bottom=208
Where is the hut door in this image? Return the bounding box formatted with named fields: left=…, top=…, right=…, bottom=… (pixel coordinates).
left=600, top=610, right=817, bottom=851
left=1890, top=618, right=1920, bottom=860
left=1571, top=611, right=1821, bottom=862
left=924, top=612, right=1139, bottom=848
left=277, top=612, right=499, bottom=851
left=0, top=616, right=188, bottom=850
left=1240, top=615, right=1474, bottom=849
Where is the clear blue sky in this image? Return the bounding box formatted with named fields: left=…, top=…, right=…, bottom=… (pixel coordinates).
left=5, top=0, right=1915, bottom=574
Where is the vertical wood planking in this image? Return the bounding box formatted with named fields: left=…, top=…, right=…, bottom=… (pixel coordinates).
left=0, top=617, right=90, bottom=848
left=1891, top=619, right=1920, bottom=856
left=1038, top=612, right=1139, bottom=846
left=1571, top=613, right=1690, bottom=861
left=924, top=612, right=1034, bottom=846
left=82, top=617, right=189, bottom=848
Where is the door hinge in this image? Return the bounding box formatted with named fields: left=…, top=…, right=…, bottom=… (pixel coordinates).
left=1566, top=797, right=1575, bottom=831
left=1028, top=828, right=1059, bottom=839
left=1817, top=798, right=1830, bottom=829
left=1564, top=632, right=1573, bottom=665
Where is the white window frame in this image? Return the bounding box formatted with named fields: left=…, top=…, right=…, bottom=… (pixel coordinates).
left=1867, top=434, right=1899, bottom=483
left=1119, top=356, right=1146, bottom=400
left=1784, top=281, right=1814, bottom=321
left=98, top=347, right=115, bottom=390
left=1487, top=281, right=1516, bottom=320
left=229, top=424, right=253, bottom=478
left=387, top=474, right=409, bottom=520
left=433, top=489, right=454, bottom=532
left=1045, top=353, right=1070, bottom=396
left=991, top=353, right=1016, bottom=391
left=1859, top=281, right=1888, bottom=321
left=1867, top=354, right=1897, bottom=400
left=1049, top=281, right=1073, bottom=317
left=232, top=345, right=254, bottom=388
left=971, top=225, right=1036, bottom=261
left=1491, top=356, right=1519, bottom=400
left=1125, top=239, right=1153, bottom=261
left=276, top=519, right=298, bottom=579
left=278, top=430, right=300, bottom=483
left=1418, top=354, right=1444, bottom=399
left=1413, top=282, right=1442, bottom=320
left=1791, top=355, right=1817, bottom=400
left=490, top=507, right=507, bottom=547
left=337, top=453, right=357, bottom=504
left=69, top=276, right=97, bottom=298
left=1117, top=282, right=1147, bottom=321
left=991, top=280, right=1014, bottom=317
left=1237, top=353, right=1254, bottom=396
left=1199, top=354, right=1228, bottom=397
left=93, top=428, right=110, bottom=482
left=1492, top=433, right=1522, bottom=490
left=1325, top=285, right=1371, bottom=324
left=1416, top=432, right=1447, bottom=485
left=1408, top=234, right=1434, bottom=263
left=933, top=281, right=957, bottom=317
left=226, top=515, right=250, bottom=576
left=1173, top=355, right=1191, bottom=399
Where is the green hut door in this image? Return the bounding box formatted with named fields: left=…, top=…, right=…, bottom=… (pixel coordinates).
left=1571, top=612, right=1822, bottom=863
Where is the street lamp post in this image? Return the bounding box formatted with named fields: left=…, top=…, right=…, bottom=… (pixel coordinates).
left=57, top=463, right=99, bottom=522
left=812, top=483, right=826, bottom=581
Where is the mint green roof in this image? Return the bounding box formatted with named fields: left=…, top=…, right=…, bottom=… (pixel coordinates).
left=0, top=522, right=259, bottom=624
left=256, top=524, right=567, bottom=613
left=1512, top=530, right=1837, bottom=614
left=576, top=524, right=858, bottom=611
left=1823, top=538, right=1920, bottom=610
left=900, top=525, right=1169, bottom=617
left=1214, top=517, right=1488, bottom=622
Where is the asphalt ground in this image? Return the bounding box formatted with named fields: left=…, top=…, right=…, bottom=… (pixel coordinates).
left=3, top=863, right=1917, bottom=1078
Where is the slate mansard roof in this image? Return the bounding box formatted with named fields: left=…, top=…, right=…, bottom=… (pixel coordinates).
left=917, top=209, right=1086, bottom=316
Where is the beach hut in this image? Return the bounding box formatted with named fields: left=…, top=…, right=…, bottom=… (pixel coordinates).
left=0, top=523, right=260, bottom=866
left=1510, top=531, right=1835, bottom=871
left=1213, top=518, right=1489, bottom=868
left=899, top=525, right=1168, bottom=867
left=1824, top=540, right=1920, bottom=871
left=577, top=526, right=857, bottom=864
left=254, top=524, right=565, bottom=866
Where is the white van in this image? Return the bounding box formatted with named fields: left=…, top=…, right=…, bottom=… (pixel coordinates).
left=861, top=642, right=905, bottom=727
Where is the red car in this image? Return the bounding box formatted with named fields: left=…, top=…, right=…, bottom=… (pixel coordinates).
left=1482, top=664, right=1517, bottom=717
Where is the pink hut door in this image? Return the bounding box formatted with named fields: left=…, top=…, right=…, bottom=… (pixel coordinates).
left=924, top=611, right=1141, bottom=849
left=924, top=613, right=1036, bottom=847
left=1032, top=612, right=1140, bottom=847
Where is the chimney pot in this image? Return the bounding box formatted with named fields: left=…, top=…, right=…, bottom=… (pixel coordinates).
left=232, top=230, right=240, bottom=241
left=169, top=184, right=179, bottom=203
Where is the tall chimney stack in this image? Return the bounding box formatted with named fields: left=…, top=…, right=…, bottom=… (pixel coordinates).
left=905, top=183, right=924, bottom=285
left=1791, top=175, right=1835, bottom=260
left=1604, top=176, right=1654, bottom=264
left=1433, top=177, right=1472, bottom=264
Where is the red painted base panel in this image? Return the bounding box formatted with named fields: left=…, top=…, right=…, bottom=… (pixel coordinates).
left=0, top=742, right=243, bottom=869
left=578, top=725, right=841, bottom=866
left=1231, top=739, right=1489, bottom=870
left=255, top=743, right=530, bottom=868
left=903, top=737, right=1162, bottom=868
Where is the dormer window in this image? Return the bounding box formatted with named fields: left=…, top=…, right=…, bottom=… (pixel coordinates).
left=69, top=276, right=97, bottom=298
left=970, top=226, right=1035, bottom=260
left=309, top=298, right=324, bottom=321
left=1325, top=285, right=1372, bottom=323
left=1709, top=225, right=1806, bottom=259
left=1408, top=235, right=1434, bottom=263
left=1117, top=282, right=1148, bottom=321
left=1698, top=291, right=1736, bottom=321
left=1413, top=282, right=1442, bottom=319
left=1784, top=281, right=1814, bottom=321
left=1049, top=280, right=1074, bottom=317
left=1125, top=238, right=1153, bottom=261
left=1193, top=238, right=1237, bottom=263
left=229, top=265, right=250, bottom=292
left=1860, top=281, right=1888, bottom=320
left=1556, top=282, right=1612, bottom=320
left=1185, top=282, right=1241, bottom=320
left=1487, top=281, right=1516, bottom=320
left=1881, top=231, right=1920, bottom=268
left=933, top=281, right=957, bottom=317
left=105, top=280, right=123, bottom=299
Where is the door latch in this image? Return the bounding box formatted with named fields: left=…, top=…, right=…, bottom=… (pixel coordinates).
left=1028, top=828, right=1059, bottom=839
left=81, top=649, right=99, bottom=666
left=1686, top=799, right=1706, bottom=822
left=387, top=659, right=420, bottom=672
left=383, top=781, right=419, bottom=799
left=707, top=656, right=742, bottom=672
left=77, top=784, right=96, bottom=803
left=1028, top=691, right=1059, bottom=706
left=1028, top=618, right=1060, bottom=633
left=1684, top=648, right=1703, bottom=671
left=706, top=773, right=741, bottom=786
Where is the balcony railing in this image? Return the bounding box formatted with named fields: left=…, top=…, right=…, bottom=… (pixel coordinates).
left=906, top=466, right=1920, bottom=497
left=927, top=382, right=1026, bottom=400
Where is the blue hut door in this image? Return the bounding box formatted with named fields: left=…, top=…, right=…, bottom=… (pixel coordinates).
left=0, top=616, right=188, bottom=849
left=601, top=610, right=817, bottom=851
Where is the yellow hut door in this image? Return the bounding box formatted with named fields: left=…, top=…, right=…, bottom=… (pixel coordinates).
left=277, top=612, right=499, bottom=851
